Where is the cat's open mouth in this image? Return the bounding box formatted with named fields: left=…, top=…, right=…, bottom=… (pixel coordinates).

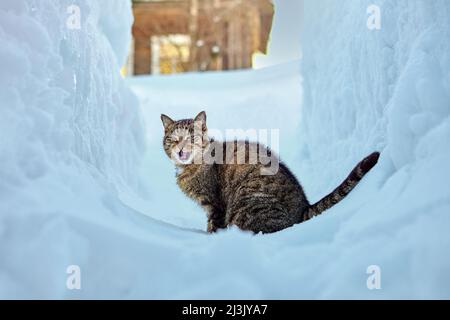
left=178, top=150, right=191, bottom=161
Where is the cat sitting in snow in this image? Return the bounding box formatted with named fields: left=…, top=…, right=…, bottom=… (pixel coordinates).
left=161, top=111, right=380, bottom=234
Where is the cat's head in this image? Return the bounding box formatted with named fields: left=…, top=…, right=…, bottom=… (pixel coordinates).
left=160, top=111, right=209, bottom=165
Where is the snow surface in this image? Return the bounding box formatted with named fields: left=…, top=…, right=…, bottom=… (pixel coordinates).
left=1, top=0, right=450, bottom=299
left=0, top=0, right=146, bottom=298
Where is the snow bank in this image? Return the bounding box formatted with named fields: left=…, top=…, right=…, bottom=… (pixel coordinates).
left=297, top=0, right=450, bottom=298
left=299, top=0, right=450, bottom=197
left=0, top=0, right=144, bottom=298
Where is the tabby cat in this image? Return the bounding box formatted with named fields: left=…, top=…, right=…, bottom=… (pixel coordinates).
left=161, top=111, right=380, bottom=234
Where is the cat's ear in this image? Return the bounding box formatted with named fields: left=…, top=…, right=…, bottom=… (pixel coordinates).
left=194, top=111, right=207, bottom=124
left=161, top=114, right=174, bottom=129
left=194, top=111, right=207, bottom=131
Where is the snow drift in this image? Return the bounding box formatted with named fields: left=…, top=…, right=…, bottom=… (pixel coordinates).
left=1, top=0, right=449, bottom=299
left=297, top=0, right=450, bottom=298
left=0, top=0, right=145, bottom=298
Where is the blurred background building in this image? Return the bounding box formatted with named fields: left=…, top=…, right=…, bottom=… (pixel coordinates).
left=124, top=0, right=274, bottom=76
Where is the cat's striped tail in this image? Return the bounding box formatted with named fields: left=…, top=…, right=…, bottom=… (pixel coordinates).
left=303, top=152, right=380, bottom=222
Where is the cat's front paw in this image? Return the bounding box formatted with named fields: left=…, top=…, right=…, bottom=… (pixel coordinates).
left=207, top=221, right=218, bottom=233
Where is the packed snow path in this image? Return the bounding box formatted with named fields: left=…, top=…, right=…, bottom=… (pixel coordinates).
left=1, top=0, right=449, bottom=299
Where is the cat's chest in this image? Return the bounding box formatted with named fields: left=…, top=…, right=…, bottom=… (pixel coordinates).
left=176, top=165, right=215, bottom=197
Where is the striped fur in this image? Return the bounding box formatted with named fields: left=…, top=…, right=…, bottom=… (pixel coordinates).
left=161, top=112, right=380, bottom=234
left=303, top=152, right=380, bottom=221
